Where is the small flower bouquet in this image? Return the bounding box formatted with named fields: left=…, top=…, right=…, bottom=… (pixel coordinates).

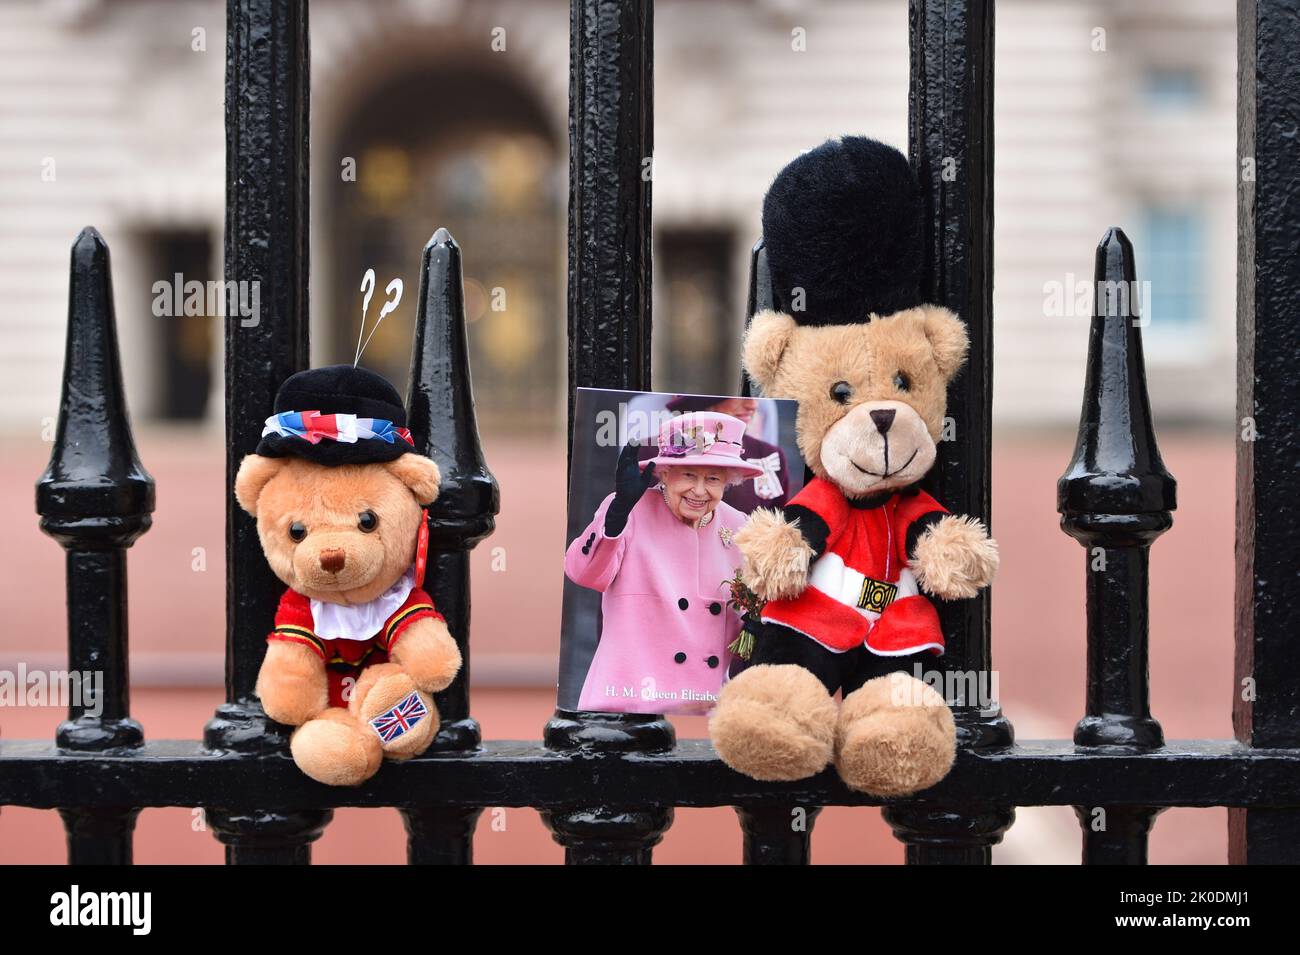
left=722, top=570, right=765, bottom=660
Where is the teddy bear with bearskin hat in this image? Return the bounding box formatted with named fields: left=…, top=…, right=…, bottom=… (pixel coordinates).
left=709, top=137, right=999, bottom=797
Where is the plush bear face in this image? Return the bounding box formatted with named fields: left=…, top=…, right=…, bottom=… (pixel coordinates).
left=235, top=454, right=440, bottom=605
left=743, top=306, right=968, bottom=499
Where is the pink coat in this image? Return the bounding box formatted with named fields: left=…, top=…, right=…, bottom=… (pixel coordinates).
left=566, top=490, right=747, bottom=714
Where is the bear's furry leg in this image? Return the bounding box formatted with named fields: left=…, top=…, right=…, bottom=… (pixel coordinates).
left=834, top=672, right=956, bottom=797
left=350, top=662, right=439, bottom=761
left=290, top=707, right=383, bottom=787
left=709, top=664, right=838, bottom=781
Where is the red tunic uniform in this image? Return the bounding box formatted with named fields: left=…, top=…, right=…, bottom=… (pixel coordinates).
left=266, top=586, right=443, bottom=707
left=759, top=477, right=947, bottom=655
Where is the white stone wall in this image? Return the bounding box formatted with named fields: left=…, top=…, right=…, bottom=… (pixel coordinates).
left=0, top=0, right=1237, bottom=434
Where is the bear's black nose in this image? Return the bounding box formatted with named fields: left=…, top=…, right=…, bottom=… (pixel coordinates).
left=870, top=408, right=896, bottom=435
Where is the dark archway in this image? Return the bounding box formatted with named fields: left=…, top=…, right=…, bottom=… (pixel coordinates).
left=326, top=62, right=563, bottom=433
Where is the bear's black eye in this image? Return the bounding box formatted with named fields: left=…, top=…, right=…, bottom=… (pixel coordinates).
left=893, top=372, right=911, bottom=392
left=830, top=381, right=853, bottom=404
left=357, top=510, right=379, bottom=533
left=288, top=521, right=307, bottom=542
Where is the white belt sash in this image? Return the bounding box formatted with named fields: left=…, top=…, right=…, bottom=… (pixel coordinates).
left=806, top=551, right=919, bottom=623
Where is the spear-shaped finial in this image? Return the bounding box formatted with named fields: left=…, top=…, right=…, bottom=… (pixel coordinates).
left=405, top=228, right=500, bottom=549
left=37, top=227, right=154, bottom=546
left=1058, top=227, right=1176, bottom=523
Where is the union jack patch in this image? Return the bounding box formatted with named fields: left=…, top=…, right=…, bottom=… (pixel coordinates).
left=369, top=691, right=429, bottom=743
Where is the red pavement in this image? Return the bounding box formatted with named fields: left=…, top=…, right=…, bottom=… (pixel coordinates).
left=0, top=428, right=1235, bottom=863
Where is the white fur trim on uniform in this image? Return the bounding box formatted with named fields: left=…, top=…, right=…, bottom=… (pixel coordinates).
left=865, top=640, right=946, bottom=657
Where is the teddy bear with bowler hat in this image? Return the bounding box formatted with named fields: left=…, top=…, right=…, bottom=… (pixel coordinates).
left=235, top=364, right=461, bottom=786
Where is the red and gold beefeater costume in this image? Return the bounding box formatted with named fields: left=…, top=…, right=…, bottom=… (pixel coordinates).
left=267, top=587, right=444, bottom=708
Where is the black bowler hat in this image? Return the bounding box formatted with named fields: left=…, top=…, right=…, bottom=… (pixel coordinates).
left=762, top=136, right=924, bottom=327
left=255, top=364, right=415, bottom=466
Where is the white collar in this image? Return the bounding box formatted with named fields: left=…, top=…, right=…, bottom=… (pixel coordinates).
left=310, top=568, right=416, bottom=642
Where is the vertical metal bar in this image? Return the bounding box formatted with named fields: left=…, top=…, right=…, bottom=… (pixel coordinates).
left=203, top=0, right=328, bottom=864
left=405, top=229, right=498, bottom=752
left=1059, top=228, right=1175, bottom=864
left=1231, top=0, right=1300, bottom=864
left=563, top=0, right=654, bottom=436
left=205, top=0, right=310, bottom=753
left=1075, top=806, right=1165, bottom=865
left=399, top=228, right=497, bottom=864
left=59, top=808, right=144, bottom=866
left=887, top=0, right=1013, bottom=867
left=1058, top=229, right=1175, bottom=749
left=906, top=0, right=1006, bottom=750
left=543, top=0, right=671, bottom=863
left=546, top=808, right=674, bottom=865
left=883, top=806, right=1014, bottom=865
left=37, top=229, right=153, bottom=751
left=401, top=808, right=485, bottom=865
left=739, top=238, right=771, bottom=396
left=736, top=806, right=820, bottom=865
left=545, top=0, right=665, bottom=752
left=209, top=810, right=333, bottom=865
left=736, top=246, right=818, bottom=863
left=37, top=227, right=154, bottom=864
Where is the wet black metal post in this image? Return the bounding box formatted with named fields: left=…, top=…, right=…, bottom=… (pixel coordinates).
left=1232, top=0, right=1300, bottom=865
left=203, top=0, right=330, bottom=865
left=400, top=228, right=499, bottom=863
left=37, top=228, right=154, bottom=864
left=738, top=239, right=771, bottom=397
left=542, top=0, right=674, bottom=864
left=1058, top=228, right=1176, bottom=864
left=736, top=242, right=823, bottom=863
left=736, top=806, right=820, bottom=865
left=887, top=0, right=1014, bottom=864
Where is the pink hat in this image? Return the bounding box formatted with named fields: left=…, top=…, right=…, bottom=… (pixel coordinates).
left=640, top=411, right=764, bottom=478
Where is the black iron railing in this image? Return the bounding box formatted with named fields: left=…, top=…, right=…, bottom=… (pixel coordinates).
left=2, top=0, right=1298, bottom=865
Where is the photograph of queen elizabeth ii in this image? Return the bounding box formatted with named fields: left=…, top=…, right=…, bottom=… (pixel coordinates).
left=557, top=388, right=804, bottom=716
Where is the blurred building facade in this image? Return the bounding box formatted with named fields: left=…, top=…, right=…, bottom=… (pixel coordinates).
left=0, top=0, right=1235, bottom=436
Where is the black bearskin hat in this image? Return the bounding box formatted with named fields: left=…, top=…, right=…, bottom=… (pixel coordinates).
left=762, top=136, right=924, bottom=326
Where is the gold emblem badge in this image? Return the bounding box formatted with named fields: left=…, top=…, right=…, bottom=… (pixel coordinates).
left=857, top=577, right=898, bottom=613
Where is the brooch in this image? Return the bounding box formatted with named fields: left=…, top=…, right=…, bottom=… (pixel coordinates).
left=718, top=526, right=734, bottom=547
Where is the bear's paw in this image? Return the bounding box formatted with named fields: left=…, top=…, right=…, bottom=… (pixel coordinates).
left=256, top=640, right=330, bottom=726
left=911, top=514, right=999, bottom=600
left=389, top=616, right=462, bottom=694
left=736, top=508, right=815, bottom=602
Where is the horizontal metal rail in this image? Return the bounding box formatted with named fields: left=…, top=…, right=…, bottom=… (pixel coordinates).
left=3, top=741, right=1299, bottom=810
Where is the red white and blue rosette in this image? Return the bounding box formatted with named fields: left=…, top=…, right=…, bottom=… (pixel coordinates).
left=262, top=410, right=414, bottom=447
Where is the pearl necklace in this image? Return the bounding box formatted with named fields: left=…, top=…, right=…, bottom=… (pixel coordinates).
left=660, top=484, right=713, bottom=528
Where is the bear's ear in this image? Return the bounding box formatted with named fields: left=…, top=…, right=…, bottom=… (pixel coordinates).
left=920, top=306, right=969, bottom=381
left=743, top=310, right=798, bottom=391
left=234, top=454, right=286, bottom=516
left=385, top=453, right=441, bottom=505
